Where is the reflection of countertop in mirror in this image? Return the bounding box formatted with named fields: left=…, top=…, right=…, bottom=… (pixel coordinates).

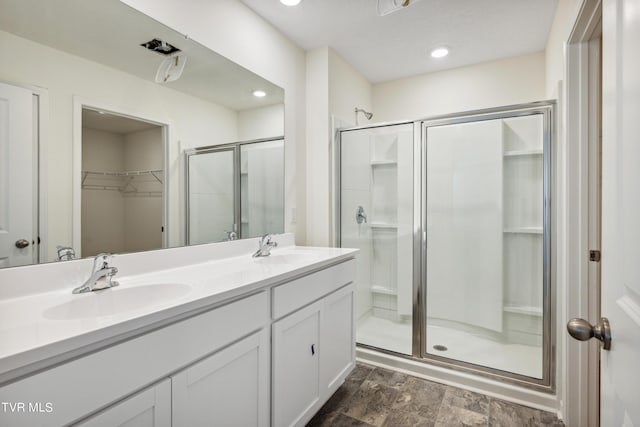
left=0, top=234, right=357, bottom=384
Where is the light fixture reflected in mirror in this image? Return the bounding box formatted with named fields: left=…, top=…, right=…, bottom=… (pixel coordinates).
left=430, top=47, right=449, bottom=58
left=377, top=0, right=420, bottom=16
left=155, top=54, right=187, bottom=83
left=280, top=0, right=301, bottom=6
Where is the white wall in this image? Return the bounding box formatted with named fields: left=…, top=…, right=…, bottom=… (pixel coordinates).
left=372, top=52, right=546, bottom=123
left=123, top=128, right=164, bottom=253
left=121, top=0, right=307, bottom=243
left=0, top=29, right=239, bottom=260
left=329, top=49, right=373, bottom=126
left=81, top=128, right=126, bottom=256
left=237, top=104, right=284, bottom=141
left=305, top=47, right=373, bottom=246
left=305, top=47, right=330, bottom=247
left=545, top=0, right=584, bottom=98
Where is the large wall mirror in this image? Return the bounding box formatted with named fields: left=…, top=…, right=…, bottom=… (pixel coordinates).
left=0, top=0, right=285, bottom=268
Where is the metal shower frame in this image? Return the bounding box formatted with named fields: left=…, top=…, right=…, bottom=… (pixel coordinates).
left=335, top=100, right=556, bottom=393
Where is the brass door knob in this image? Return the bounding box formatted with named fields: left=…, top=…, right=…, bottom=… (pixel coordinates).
left=567, top=317, right=611, bottom=350
left=15, top=239, right=30, bottom=249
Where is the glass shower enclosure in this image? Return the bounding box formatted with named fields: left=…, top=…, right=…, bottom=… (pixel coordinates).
left=186, top=137, right=284, bottom=244
left=337, top=102, right=553, bottom=390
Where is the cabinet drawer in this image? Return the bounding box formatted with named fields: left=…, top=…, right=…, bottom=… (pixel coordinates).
left=0, top=291, right=269, bottom=427
left=272, top=260, right=356, bottom=319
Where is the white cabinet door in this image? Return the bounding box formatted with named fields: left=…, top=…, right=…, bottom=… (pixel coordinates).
left=74, top=379, right=170, bottom=427
left=272, top=300, right=322, bottom=427
left=320, top=284, right=355, bottom=394
left=172, top=330, right=269, bottom=427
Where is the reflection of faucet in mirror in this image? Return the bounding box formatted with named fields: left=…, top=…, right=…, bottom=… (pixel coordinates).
left=56, top=245, right=76, bottom=261
left=72, top=253, right=119, bottom=294
left=253, top=234, right=278, bottom=258
left=356, top=206, right=368, bottom=224
left=225, top=224, right=238, bottom=241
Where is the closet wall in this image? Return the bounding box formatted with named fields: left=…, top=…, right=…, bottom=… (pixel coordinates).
left=81, top=124, right=163, bottom=256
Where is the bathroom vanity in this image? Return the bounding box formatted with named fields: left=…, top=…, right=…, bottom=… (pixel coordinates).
left=0, top=235, right=357, bottom=426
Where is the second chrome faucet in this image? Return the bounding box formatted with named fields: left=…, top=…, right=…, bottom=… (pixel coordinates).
left=72, top=253, right=119, bottom=294
left=253, top=234, right=278, bottom=258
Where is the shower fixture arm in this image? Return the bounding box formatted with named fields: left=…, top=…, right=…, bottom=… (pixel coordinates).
left=354, top=108, right=373, bottom=125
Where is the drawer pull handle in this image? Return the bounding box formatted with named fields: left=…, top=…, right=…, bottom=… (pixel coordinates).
left=311, top=344, right=315, bottom=356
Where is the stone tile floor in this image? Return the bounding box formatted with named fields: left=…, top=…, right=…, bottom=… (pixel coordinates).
left=307, top=363, right=564, bottom=427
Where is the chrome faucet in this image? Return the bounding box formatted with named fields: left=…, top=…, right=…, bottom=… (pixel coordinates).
left=72, top=253, right=119, bottom=294
left=252, top=234, right=278, bottom=258
left=56, top=245, right=76, bottom=261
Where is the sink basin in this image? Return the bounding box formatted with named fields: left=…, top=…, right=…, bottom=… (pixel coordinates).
left=253, top=253, right=315, bottom=265
left=43, top=283, right=192, bottom=320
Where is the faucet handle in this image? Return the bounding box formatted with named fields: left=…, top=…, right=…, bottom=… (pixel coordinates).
left=92, top=253, right=114, bottom=270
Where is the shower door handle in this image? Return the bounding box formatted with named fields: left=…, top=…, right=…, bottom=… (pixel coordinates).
left=567, top=317, right=611, bottom=350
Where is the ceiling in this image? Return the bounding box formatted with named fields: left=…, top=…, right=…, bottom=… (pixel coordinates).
left=82, top=109, right=159, bottom=135
left=240, top=0, right=558, bottom=83
left=0, top=0, right=284, bottom=111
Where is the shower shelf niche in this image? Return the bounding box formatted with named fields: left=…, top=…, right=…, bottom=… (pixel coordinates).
left=370, top=160, right=397, bottom=166
left=503, top=227, right=543, bottom=234
left=369, top=223, right=398, bottom=229
left=370, top=285, right=397, bottom=295
left=503, top=149, right=543, bottom=157
left=501, top=115, right=544, bottom=347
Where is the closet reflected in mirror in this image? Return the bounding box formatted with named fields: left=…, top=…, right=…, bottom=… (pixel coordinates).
left=81, top=108, right=165, bottom=257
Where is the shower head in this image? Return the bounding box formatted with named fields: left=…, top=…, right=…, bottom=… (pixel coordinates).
left=355, top=108, right=373, bottom=124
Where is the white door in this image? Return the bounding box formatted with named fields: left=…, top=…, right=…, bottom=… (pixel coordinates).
left=0, top=82, right=34, bottom=268
left=600, top=0, right=640, bottom=425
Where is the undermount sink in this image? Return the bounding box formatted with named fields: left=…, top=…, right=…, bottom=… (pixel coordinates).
left=253, top=253, right=315, bottom=265
left=43, top=283, right=192, bottom=320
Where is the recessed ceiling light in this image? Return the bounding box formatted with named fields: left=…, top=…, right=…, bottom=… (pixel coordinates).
left=253, top=90, right=266, bottom=98
left=280, top=0, right=301, bottom=6
left=430, top=47, right=449, bottom=58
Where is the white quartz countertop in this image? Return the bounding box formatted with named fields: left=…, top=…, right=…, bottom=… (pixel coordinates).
left=0, top=238, right=357, bottom=384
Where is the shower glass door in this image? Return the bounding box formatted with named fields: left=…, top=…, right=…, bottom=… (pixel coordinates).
left=339, top=123, right=414, bottom=355
left=423, top=110, right=549, bottom=381
left=186, top=147, right=236, bottom=244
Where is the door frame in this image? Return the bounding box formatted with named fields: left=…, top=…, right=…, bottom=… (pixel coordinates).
left=72, top=96, right=172, bottom=256
left=562, top=1, right=602, bottom=425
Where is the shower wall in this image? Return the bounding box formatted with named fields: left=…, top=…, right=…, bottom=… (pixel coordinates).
left=426, top=120, right=504, bottom=333
left=340, top=123, right=413, bottom=355
left=425, top=113, right=545, bottom=379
